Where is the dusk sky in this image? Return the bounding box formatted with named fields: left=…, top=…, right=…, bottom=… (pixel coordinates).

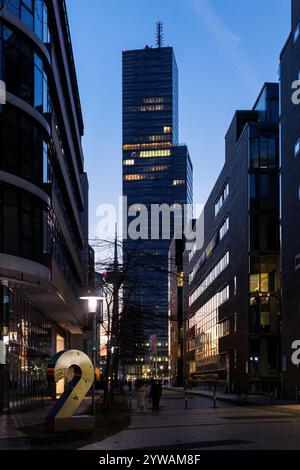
left=66, top=0, right=290, bottom=239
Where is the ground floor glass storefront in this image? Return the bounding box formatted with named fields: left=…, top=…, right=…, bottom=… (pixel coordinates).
left=0, top=286, right=52, bottom=412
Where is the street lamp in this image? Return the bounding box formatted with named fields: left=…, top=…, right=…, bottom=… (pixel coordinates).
left=80, top=295, right=104, bottom=416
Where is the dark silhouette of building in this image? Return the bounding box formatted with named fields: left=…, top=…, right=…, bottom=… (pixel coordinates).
left=0, top=0, right=90, bottom=412
left=122, top=37, right=193, bottom=378
left=280, top=0, right=300, bottom=400
left=168, top=238, right=186, bottom=386
left=184, top=83, right=281, bottom=395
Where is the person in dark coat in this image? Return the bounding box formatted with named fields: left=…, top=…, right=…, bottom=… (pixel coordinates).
left=150, top=380, right=162, bottom=414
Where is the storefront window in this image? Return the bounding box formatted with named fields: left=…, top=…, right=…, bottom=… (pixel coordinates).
left=0, top=286, right=52, bottom=412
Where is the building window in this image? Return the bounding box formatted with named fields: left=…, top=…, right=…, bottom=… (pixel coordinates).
left=249, top=255, right=278, bottom=293
left=294, top=23, right=300, bottom=43
left=123, top=159, right=135, bottom=166
left=294, top=138, right=300, bottom=157
left=295, top=253, right=300, bottom=271
left=219, top=216, right=229, bottom=240
left=124, top=174, right=145, bottom=181
left=0, top=106, right=47, bottom=186
left=219, top=319, right=230, bottom=337
left=1, top=25, right=52, bottom=116
left=250, top=133, right=277, bottom=169
left=189, top=251, right=229, bottom=304
left=234, top=349, right=237, bottom=369
left=234, top=276, right=237, bottom=295
left=178, top=272, right=184, bottom=287
left=3, top=0, right=50, bottom=43
left=0, top=286, right=52, bottom=412
left=215, top=182, right=229, bottom=216
left=234, top=313, right=237, bottom=332
left=173, top=179, right=185, bottom=186
left=140, top=149, right=171, bottom=158
left=187, top=286, right=230, bottom=368
left=144, top=97, right=164, bottom=104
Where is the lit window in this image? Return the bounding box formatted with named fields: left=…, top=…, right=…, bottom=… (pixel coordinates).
left=249, top=274, right=260, bottom=292
left=143, top=97, right=164, bottom=104
left=140, top=150, right=171, bottom=158
left=148, top=135, right=171, bottom=142
left=124, top=174, right=145, bottom=181
left=173, top=179, right=185, bottom=186
left=189, top=252, right=229, bottom=303
left=123, top=142, right=172, bottom=150
left=163, top=126, right=172, bottom=133
left=123, top=159, right=135, bottom=166
left=144, top=165, right=167, bottom=172
left=178, top=272, right=184, bottom=287
left=123, top=144, right=140, bottom=151
left=295, top=138, right=300, bottom=157
left=137, top=105, right=164, bottom=112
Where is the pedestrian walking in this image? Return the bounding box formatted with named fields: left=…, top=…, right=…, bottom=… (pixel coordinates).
left=128, top=379, right=132, bottom=393
left=150, top=379, right=162, bottom=414
left=137, top=381, right=147, bottom=412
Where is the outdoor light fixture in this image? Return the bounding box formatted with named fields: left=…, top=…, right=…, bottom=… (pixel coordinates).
left=79, top=295, right=104, bottom=313
left=79, top=294, right=105, bottom=416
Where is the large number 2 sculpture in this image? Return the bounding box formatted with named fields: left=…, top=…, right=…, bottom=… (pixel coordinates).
left=47, top=349, right=94, bottom=420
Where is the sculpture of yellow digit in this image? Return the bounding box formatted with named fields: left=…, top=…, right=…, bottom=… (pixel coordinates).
left=47, top=349, right=94, bottom=419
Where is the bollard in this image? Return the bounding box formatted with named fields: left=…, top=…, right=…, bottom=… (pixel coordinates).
left=185, top=391, right=188, bottom=409
left=211, top=380, right=218, bottom=409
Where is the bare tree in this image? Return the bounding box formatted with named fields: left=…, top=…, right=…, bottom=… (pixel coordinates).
left=90, top=236, right=179, bottom=407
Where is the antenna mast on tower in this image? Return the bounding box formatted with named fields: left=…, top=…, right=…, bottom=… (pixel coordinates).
left=156, top=21, right=164, bottom=48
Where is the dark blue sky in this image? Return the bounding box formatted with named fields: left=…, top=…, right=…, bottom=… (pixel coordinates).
left=66, top=0, right=290, bottom=237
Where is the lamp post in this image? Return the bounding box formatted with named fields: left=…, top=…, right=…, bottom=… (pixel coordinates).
left=80, top=295, right=104, bottom=416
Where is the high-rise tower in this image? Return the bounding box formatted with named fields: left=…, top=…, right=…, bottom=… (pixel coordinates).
left=122, top=32, right=193, bottom=378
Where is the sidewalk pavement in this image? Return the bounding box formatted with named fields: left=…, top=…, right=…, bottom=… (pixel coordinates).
left=166, top=386, right=300, bottom=410
left=0, top=394, right=96, bottom=449
left=81, top=389, right=300, bottom=451
left=0, top=404, right=51, bottom=449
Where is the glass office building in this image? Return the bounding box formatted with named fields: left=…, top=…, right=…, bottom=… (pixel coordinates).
left=122, top=45, right=193, bottom=378
left=185, top=84, right=281, bottom=395
left=0, top=0, right=90, bottom=412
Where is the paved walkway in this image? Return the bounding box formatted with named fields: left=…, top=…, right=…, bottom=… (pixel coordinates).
left=81, top=390, right=300, bottom=450
left=0, top=395, right=95, bottom=449
left=0, top=404, right=51, bottom=449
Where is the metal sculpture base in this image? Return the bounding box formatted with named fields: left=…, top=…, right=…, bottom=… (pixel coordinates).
left=46, top=415, right=95, bottom=433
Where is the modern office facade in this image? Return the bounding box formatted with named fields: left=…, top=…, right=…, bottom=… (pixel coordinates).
left=280, top=0, right=300, bottom=400
left=122, top=45, right=193, bottom=377
left=168, top=238, right=185, bottom=386
left=184, top=83, right=281, bottom=395
left=0, top=0, right=90, bottom=412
